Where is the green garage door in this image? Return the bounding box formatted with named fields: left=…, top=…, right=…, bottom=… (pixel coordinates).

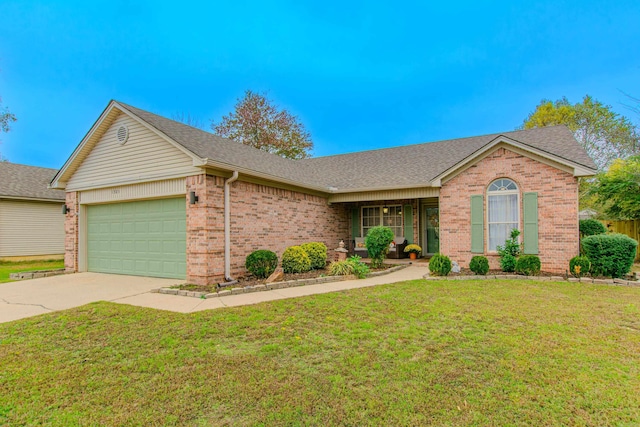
left=87, top=198, right=186, bottom=279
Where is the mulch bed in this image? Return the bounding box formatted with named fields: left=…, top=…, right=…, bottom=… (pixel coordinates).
left=176, top=263, right=398, bottom=293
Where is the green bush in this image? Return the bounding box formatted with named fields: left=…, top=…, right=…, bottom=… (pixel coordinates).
left=569, top=255, right=591, bottom=278
left=364, top=226, right=394, bottom=268
left=469, top=256, right=489, bottom=275
left=328, top=260, right=354, bottom=276
left=245, top=249, right=278, bottom=279
left=579, top=219, right=606, bottom=237
left=328, top=256, right=370, bottom=279
left=581, top=233, right=637, bottom=278
left=429, top=253, right=452, bottom=276
left=300, top=242, right=328, bottom=270
left=500, top=254, right=517, bottom=273
left=281, top=246, right=311, bottom=274
left=515, top=255, right=541, bottom=276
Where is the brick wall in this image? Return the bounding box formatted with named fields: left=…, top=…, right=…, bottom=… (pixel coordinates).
left=64, top=191, right=79, bottom=273
left=186, top=174, right=349, bottom=285
left=439, top=147, right=579, bottom=274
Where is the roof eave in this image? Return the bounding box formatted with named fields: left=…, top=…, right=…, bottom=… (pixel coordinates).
left=430, top=136, right=598, bottom=186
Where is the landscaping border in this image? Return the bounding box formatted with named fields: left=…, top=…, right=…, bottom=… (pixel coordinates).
left=423, top=273, right=640, bottom=287
left=153, top=265, right=408, bottom=299
left=9, top=269, right=66, bottom=280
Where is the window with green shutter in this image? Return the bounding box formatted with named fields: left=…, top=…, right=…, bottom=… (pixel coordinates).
left=523, top=192, right=539, bottom=254
left=351, top=208, right=361, bottom=238
left=471, top=195, right=484, bottom=253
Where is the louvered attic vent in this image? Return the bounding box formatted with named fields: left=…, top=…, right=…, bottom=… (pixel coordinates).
left=117, top=125, right=129, bottom=145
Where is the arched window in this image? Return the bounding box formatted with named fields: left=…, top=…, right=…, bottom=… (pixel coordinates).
left=487, top=178, right=519, bottom=251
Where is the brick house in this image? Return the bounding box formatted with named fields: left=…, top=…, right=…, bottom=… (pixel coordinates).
left=50, top=100, right=597, bottom=284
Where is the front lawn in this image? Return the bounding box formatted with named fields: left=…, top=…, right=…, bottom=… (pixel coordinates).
left=0, top=259, right=64, bottom=283
left=1, top=279, right=639, bottom=425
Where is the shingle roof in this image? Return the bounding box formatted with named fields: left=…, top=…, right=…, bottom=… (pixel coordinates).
left=300, top=126, right=598, bottom=190
left=0, top=162, right=66, bottom=201
left=115, top=101, right=597, bottom=192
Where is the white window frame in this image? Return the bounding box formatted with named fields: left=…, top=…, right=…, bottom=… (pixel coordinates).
left=486, top=178, right=519, bottom=252
left=361, top=205, right=403, bottom=237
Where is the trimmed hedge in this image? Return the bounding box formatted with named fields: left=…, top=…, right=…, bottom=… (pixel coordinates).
left=281, top=246, right=311, bottom=274
left=429, top=253, right=452, bottom=276
left=469, top=256, right=489, bottom=275
left=581, top=233, right=637, bottom=278
left=500, top=254, right=517, bottom=273
left=579, top=219, right=606, bottom=237
left=515, top=255, right=541, bottom=276
left=301, top=242, right=328, bottom=270
left=569, top=255, right=591, bottom=278
left=245, top=250, right=278, bottom=279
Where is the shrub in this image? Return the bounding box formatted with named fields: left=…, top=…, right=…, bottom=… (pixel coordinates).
left=500, top=254, right=517, bottom=273
left=569, top=255, right=591, bottom=278
left=365, top=226, right=394, bottom=268
left=497, top=229, right=521, bottom=258
left=469, top=256, right=489, bottom=275
left=579, top=219, right=606, bottom=237
left=429, top=253, right=452, bottom=276
left=328, top=256, right=370, bottom=279
left=245, top=249, right=278, bottom=279
left=300, top=242, right=328, bottom=270
left=328, top=260, right=354, bottom=276
left=581, top=233, right=637, bottom=278
left=515, top=255, right=541, bottom=276
left=281, top=246, right=311, bottom=274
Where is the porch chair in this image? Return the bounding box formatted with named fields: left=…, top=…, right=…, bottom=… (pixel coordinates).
left=387, top=236, right=408, bottom=259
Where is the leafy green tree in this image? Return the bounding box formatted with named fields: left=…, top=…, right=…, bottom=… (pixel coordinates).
left=521, top=95, right=639, bottom=170
left=588, top=155, right=640, bottom=219
left=212, top=90, right=313, bottom=159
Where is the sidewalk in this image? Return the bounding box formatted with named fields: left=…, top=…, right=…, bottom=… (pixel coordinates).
left=113, top=264, right=430, bottom=314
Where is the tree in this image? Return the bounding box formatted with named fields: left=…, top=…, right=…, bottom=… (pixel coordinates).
left=212, top=90, right=313, bottom=159
left=521, top=95, right=639, bottom=170
left=0, top=97, right=16, bottom=133
left=588, top=155, right=640, bottom=219
left=171, top=111, right=205, bottom=130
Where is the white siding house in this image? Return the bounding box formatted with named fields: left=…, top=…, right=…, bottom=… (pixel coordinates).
left=0, top=163, right=65, bottom=259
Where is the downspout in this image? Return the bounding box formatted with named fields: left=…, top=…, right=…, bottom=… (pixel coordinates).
left=223, top=171, right=239, bottom=284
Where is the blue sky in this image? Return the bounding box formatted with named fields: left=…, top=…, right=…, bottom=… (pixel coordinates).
left=0, top=0, right=638, bottom=169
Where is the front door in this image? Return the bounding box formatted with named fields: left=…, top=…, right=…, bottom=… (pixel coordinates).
left=424, top=207, right=440, bottom=255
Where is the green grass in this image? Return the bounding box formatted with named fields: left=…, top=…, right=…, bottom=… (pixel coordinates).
left=1, top=279, right=639, bottom=426
left=0, top=259, right=64, bottom=283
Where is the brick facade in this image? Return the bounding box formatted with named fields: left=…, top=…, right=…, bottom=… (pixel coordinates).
left=439, top=147, right=579, bottom=274
left=186, top=174, right=349, bottom=285
left=64, top=191, right=79, bottom=273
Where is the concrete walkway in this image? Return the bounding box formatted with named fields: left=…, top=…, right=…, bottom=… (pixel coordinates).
left=116, top=265, right=430, bottom=313
left=0, top=265, right=429, bottom=323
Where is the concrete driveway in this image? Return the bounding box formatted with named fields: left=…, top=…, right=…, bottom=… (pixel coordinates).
left=0, top=272, right=181, bottom=323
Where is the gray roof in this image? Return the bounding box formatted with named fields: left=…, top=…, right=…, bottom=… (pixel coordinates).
left=0, top=162, right=65, bottom=201
left=116, top=101, right=597, bottom=192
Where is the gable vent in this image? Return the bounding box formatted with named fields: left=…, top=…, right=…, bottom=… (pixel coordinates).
left=116, top=125, right=129, bottom=145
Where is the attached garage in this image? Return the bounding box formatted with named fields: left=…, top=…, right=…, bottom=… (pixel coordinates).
left=87, top=198, right=186, bottom=279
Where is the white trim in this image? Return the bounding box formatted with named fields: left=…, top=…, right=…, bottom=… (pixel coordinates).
left=486, top=178, right=520, bottom=253
left=0, top=196, right=65, bottom=203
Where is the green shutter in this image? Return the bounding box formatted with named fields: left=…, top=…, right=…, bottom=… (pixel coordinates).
left=351, top=208, right=361, bottom=238
left=403, top=205, right=414, bottom=243
left=471, top=195, right=484, bottom=253
left=523, top=192, right=539, bottom=254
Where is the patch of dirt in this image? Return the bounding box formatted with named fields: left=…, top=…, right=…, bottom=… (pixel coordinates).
left=176, top=263, right=398, bottom=293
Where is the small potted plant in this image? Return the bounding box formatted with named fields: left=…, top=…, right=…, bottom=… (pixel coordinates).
left=404, top=244, right=422, bottom=260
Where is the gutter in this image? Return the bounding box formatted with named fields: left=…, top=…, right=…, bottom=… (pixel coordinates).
left=222, top=170, right=239, bottom=285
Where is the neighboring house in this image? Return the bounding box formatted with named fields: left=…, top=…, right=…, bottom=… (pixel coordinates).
left=0, top=162, right=66, bottom=259
left=50, top=100, right=598, bottom=283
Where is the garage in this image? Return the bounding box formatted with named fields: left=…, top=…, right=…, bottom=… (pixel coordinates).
left=87, top=198, right=186, bottom=279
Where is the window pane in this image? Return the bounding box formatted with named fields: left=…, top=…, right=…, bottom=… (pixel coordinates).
left=488, top=222, right=518, bottom=251
left=488, top=194, right=517, bottom=222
